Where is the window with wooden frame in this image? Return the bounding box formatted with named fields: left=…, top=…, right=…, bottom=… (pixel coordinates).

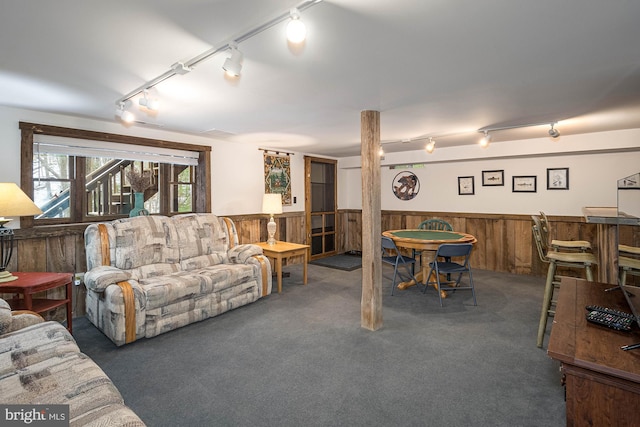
left=20, top=122, right=211, bottom=227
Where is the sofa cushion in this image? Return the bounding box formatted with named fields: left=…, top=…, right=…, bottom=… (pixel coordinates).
left=0, top=352, right=125, bottom=420
left=139, top=272, right=204, bottom=310
left=0, top=321, right=79, bottom=376
left=129, top=262, right=181, bottom=281
left=174, top=213, right=229, bottom=261
left=144, top=281, right=258, bottom=337
left=84, top=265, right=132, bottom=292
left=140, top=264, right=258, bottom=310
left=113, top=216, right=180, bottom=270
left=180, top=253, right=228, bottom=271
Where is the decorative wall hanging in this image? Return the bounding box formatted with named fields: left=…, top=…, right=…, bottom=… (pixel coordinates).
left=482, top=170, right=504, bottom=186
left=458, top=176, right=474, bottom=195
left=547, top=168, right=569, bottom=190
left=392, top=171, right=420, bottom=200
left=513, top=175, right=537, bottom=192
left=264, top=153, right=292, bottom=205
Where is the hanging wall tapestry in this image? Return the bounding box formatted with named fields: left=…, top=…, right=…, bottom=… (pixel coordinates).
left=264, top=153, right=292, bottom=205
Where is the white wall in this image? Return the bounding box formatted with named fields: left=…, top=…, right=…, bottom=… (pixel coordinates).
left=338, top=129, right=640, bottom=216
left=209, top=140, right=306, bottom=215
left=3, top=105, right=639, bottom=221
left=0, top=106, right=306, bottom=223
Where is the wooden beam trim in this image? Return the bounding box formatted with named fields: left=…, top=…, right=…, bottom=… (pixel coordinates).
left=252, top=255, right=269, bottom=296
left=20, top=121, right=211, bottom=152
left=115, top=281, right=137, bottom=344
left=98, top=224, right=111, bottom=266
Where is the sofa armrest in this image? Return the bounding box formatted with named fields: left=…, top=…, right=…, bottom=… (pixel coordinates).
left=228, top=244, right=264, bottom=264
left=85, top=266, right=132, bottom=292
left=0, top=299, right=44, bottom=335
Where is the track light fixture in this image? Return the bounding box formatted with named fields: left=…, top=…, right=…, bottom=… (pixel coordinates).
left=479, top=131, right=491, bottom=148
left=223, top=44, right=243, bottom=77
left=115, top=102, right=135, bottom=123
left=139, top=90, right=160, bottom=111
left=478, top=122, right=560, bottom=147
left=287, top=8, right=307, bottom=43
left=114, top=0, right=324, bottom=123
left=425, top=137, right=435, bottom=153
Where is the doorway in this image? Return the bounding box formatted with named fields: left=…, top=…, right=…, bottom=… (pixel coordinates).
left=305, top=156, right=337, bottom=260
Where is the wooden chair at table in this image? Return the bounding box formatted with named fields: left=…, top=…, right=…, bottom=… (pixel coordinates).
left=417, top=218, right=453, bottom=231
left=532, top=215, right=597, bottom=348
left=414, top=218, right=454, bottom=266
left=539, top=211, right=592, bottom=252
left=619, top=244, right=640, bottom=286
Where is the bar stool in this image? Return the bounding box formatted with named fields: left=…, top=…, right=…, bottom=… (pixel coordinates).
left=619, top=244, right=640, bottom=286
left=539, top=211, right=592, bottom=252
left=532, top=216, right=597, bottom=348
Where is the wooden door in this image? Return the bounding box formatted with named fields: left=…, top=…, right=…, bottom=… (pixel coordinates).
left=305, top=156, right=337, bottom=260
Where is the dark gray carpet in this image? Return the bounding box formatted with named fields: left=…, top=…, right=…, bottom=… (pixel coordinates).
left=310, top=254, right=362, bottom=271
left=72, top=265, right=565, bottom=427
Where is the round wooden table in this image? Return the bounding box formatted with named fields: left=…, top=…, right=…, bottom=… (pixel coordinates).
left=382, top=229, right=477, bottom=295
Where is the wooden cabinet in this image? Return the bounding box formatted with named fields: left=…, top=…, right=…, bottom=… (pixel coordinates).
left=548, top=277, right=640, bottom=426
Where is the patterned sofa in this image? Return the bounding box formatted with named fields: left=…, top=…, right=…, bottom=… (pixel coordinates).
left=0, top=298, right=145, bottom=426
left=83, top=213, right=272, bottom=346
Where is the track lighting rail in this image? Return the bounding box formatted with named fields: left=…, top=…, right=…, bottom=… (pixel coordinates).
left=115, top=0, right=322, bottom=108
left=478, top=121, right=557, bottom=133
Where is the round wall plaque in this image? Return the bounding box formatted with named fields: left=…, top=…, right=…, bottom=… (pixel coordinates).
left=392, top=171, right=419, bottom=200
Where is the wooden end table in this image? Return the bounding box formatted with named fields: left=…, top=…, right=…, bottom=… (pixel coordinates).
left=255, top=241, right=309, bottom=293
left=0, top=272, right=74, bottom=333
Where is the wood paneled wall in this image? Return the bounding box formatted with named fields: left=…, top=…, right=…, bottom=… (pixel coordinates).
left=341, top=209, right=639, bottom=281
left=5, top=210, right=638, bottom=319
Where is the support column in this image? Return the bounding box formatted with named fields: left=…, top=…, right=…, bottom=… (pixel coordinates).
left=361, top=110, right=382, bottom=331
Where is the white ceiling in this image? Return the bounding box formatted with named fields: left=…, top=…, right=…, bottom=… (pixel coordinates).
left=2, top=0, right=640, bottom=157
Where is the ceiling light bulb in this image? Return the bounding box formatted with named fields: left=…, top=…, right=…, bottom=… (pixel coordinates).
left=378, top=146, right=384, bottom=156
left=223, top=46, right=243, bottom=77
left=425, top=138, right=435, bottom=153
left=121, top=110, right=135, bottom=123
left=286, top=9, right=307, bottom=43
left=116, top=103, right=135, bottom=123
left=479, top=131, right=491, bottom=148
left=139, top=91, right=160, bottom=111
left=548, top=123, right=560, bottom=138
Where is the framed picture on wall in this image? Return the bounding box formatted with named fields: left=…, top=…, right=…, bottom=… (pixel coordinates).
left=547, top=167, right=569, bottom=190
left=482, top=170, right=504, bottom=186
left=392, top=171, right=420, bottom=200
left=458, top=176, right=475, bottom=195
left=512, top=175, right=537, bottom=193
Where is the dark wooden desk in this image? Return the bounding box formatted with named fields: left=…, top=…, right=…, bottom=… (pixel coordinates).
left=548, top=277, right=640, bottom=426
left=0, top=272, right=73, bottom=333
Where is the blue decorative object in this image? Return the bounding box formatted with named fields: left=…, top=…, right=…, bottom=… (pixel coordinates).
left=129, top=192, right=149, bottom=217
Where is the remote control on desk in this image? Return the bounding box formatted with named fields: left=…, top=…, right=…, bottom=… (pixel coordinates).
left=585, top=305, right=634, bottom=332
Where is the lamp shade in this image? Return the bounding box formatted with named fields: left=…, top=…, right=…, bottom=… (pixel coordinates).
left=0, top=183, right=43, bottom=218
left=262, top=193, right=283, bottom=215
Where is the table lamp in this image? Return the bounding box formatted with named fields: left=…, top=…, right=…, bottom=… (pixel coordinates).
left=262, top=193, right=283, bottom=245
left=0, top=183, right=43, bottom=283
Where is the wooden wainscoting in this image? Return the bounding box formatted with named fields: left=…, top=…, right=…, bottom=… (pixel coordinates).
left=3, top=224, right=88, bottom=323
left=338, top=210, right=639, bottom=280
left=5, top=210, right=637, bottom=319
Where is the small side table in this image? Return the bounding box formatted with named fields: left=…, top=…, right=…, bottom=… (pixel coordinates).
left=0, top=272, right=73, bottom=333
left=255, top=241, right=309, bottom=293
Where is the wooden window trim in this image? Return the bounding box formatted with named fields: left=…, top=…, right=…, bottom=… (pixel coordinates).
left=20, top=122, right=211, bottom=229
